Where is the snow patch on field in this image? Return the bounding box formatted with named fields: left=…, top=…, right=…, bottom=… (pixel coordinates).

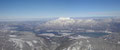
left=9, top=35, right=17, bottom=37
left=60, top=33, right=73, bottom=36
left=33, top=40, right=38, bottom=44
left=118, top=41, right=120, bottom=44
left=26, top=41, right=33, bottom=47
left=9, top=38, right=24, bottom=50
left=87, top=40, right=90, bottom=43
left=39, top=33, right=55, bottom=37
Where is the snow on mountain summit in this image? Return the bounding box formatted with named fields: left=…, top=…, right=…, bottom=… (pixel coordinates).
left=42, top=17, right=97, bottom=29
left=58, top=17, right=71, bottom=20
left=44, top=17, right=75, bottom=28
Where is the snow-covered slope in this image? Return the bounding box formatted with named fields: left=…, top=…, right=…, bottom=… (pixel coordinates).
left=0, top=31, right=120, bottom=50
left=44, top=17, right=75, bottom=29
left=56, top=38, right=120, bottom=50
left=43, top=17, right=97, bottom=29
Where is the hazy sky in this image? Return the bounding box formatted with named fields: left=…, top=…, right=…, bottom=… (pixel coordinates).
left=0, top=0, right=120, bottom=21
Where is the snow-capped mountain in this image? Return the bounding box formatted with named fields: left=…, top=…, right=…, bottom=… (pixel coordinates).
left=44, top=17, right=75, bottom=29
left=1, top=17, right=120, bottom=50
left=42, top=17, right=98, bottom=29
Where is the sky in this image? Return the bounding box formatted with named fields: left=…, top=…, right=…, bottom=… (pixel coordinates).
left=0, top=0, right=120, bottom=21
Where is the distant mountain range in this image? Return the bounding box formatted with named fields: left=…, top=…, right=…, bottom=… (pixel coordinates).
left=0, top=17, right=120, bottom=50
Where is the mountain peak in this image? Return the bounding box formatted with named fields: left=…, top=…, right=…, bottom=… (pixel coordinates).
left=58, top=17, right=71, bottom=20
